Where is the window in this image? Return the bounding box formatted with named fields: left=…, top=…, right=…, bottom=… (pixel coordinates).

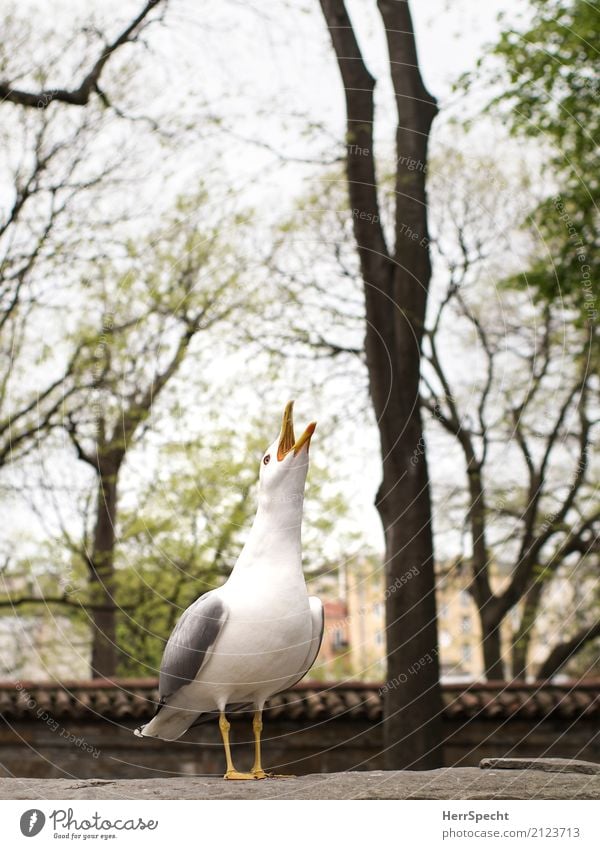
left=439, top=629, right=451, bottom=648
left=460, top=590, right=470, bottom=608
left=461, top=643, right=472, bottom=663
left=461, top=616, right=472, bottom=634
left=332, top=629, right=347, bottom=650
left=375, top=630, right=384, bottom=646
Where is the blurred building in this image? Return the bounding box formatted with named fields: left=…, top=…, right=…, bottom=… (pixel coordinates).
left=436, top=569, right=517, bottom=681
left=0, top=614, right=90, bottom=680
left=345, top=559, right=386, bottom=680
left=313, top=568, right=386, bottom=681
left=316, top=599, right=351, bottom=679
left=309, top=555, right=386, bottom=681
left=0, top=573, right=90, bottom=680
left=311, top=554, right=560, bottom=683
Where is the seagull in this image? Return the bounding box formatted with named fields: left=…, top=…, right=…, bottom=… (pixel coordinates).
left=135, top=401, right=324, bottom=779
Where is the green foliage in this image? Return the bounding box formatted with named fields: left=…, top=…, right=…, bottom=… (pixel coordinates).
left=468, top=0, right=599, bottom=312
left=491, top=1, right=598, bottom=139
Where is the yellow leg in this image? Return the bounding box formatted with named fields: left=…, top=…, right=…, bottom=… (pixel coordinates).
left=251, top=710, right=295, bottom=779
left=251, top=710, right=268, bottom=779
left=219, top=712, right=256, bottom=780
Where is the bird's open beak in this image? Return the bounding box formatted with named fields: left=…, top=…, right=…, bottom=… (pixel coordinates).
left=277, top=400, right=317, bottom=461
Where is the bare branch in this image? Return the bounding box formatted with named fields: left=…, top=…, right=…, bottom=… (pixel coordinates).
left=0, top=595, right=132, bottom=612
left=503, top=347, right=593, bottom=613
left=65, top=413, right=97, bottom=468
left=0, top=0, right=166, bottom=110
left=538, top=617, right=600, bottom=680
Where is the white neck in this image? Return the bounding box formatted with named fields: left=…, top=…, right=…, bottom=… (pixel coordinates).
left=233, top=489, right=305, bottom=572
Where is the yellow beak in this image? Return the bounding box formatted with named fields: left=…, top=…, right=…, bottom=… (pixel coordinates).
left=277, top=400, right=317, bottom=461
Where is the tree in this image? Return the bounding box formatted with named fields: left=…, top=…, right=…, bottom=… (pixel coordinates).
left=424, top=289, right=598, bottom=679
left=467, top=0, right=599, bottom=313
left=318, top=0, right=442, bottom=768
left=55, top=193, right=256, bottom=678
left=0, top=0, right=169, bottom=470
left=0, top=106, right=117, bottom=469
left=420, top=150, right=599, bottom=680
left=0, top=1, right=255, bottom=680
left=442, top=0, right=600, bottom=677
left=275, top=134, right=599, bottom=683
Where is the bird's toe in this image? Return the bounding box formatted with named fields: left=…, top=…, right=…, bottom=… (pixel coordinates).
left=224, top=770, right=259, bottom=780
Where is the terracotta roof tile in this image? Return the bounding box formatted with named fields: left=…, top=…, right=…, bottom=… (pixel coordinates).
left=582, top=693, right=600, bottom=717
left=1, top=679, right=599, bottom=724
left=344, top=688, right=368, bottom=718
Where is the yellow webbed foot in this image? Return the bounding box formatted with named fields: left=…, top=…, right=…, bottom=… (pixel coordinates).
left=250, top=768, right=269, bottom=779
left=224, top=770, right=258, bottom=780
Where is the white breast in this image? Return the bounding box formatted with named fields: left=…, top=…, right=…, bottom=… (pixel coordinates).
left=182, top=566, right=313, bottom=711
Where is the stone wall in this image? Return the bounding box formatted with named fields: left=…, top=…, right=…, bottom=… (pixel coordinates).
left=1, top=714, right=598, bottom=779
left=1, top=679, right=598, bottom=779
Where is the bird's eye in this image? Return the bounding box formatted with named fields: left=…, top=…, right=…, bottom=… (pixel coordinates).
left=263, top=454, right=271, bottom=465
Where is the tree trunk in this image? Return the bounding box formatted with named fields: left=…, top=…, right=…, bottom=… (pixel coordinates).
left=511, top=580, right=543, bottom=680
left=319, top=0, right=442, bottom=769
left=464, top=465, right=506, bottom=681
left=379, top=458, right=442, bottom=769
left=480, top=611, right=505, bottom=680
left=511, top=633, right=527, bottom=682
left=89, top=460, right=120, bottom=678
left=378, top=0, right=442, bottom=770
left=374, top=172, right=442, bottom=766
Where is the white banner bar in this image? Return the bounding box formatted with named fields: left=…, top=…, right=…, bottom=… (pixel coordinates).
left=1, top=799, right=598, bottom=848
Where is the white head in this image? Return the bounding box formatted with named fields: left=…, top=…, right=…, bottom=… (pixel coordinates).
left=258, top=400, right=316, bottom=513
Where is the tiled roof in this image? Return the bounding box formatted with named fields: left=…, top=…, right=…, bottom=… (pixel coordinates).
left=1, top=679, right=599, bottom=724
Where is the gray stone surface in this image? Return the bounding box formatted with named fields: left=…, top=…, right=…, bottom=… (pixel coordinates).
left=480, top=757, right=600, bottom=775
left=0, top=768, right=599, bottom=800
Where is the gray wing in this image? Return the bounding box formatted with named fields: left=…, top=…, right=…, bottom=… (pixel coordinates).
left=190, top=598, right=324, bottom=724
left=159, top=591, right=228, bottom=700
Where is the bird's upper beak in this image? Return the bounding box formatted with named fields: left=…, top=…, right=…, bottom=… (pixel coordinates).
left=277, top=400, right=316, bottom=461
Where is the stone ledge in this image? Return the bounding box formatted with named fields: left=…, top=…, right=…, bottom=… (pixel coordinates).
left=1, top=768, right=599, bottom=800
left=480, top=757, right=600, bottom=776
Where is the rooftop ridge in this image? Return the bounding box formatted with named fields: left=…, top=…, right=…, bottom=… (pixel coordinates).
left=1, top=679, right=598, bottom=723
left=2, top=678, right=600, bottom=690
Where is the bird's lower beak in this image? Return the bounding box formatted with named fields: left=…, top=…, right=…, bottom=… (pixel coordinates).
left=277, top=400, right=316, bottom=460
